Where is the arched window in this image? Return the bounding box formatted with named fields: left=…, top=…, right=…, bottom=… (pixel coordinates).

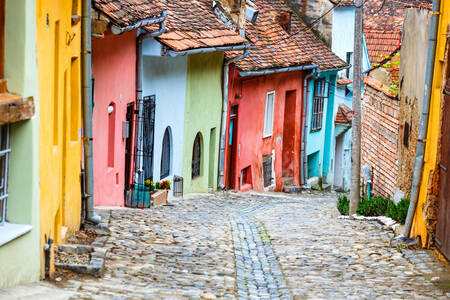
left=160, top=127, right=171, bottom=179
left=192, top=133, right=202, bottom=179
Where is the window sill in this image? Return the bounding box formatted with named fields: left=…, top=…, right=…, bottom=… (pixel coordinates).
left=262, top=134, right=272, bottom=139
left=0, top=222, right=32, bottom=246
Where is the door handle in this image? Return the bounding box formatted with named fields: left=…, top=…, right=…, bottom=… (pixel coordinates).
left=438, top=163, right=447, bottom=172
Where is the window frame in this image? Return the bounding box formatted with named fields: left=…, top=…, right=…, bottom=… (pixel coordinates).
left=311, top=79, right=329, bottom=132
left=192, top=133, right=202, bottom=179
left=263, top=91, right=275, bottom=138
left=160, top=127, right=171, bottom=179
left=346, top=51, right=353, bottom=80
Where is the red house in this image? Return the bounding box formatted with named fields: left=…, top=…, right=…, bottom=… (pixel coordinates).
left=219, top=0, right=347, bottom=192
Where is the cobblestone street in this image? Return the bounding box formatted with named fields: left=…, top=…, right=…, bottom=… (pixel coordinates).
left=43, top=193, right=450, bottom=299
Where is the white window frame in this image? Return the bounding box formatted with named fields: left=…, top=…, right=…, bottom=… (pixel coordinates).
left=263, top=91, right=275, bottom=138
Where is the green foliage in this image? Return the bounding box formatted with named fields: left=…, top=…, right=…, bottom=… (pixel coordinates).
left=337, top=194, right=350, bottom=215
left=357, top=196, right=389, bottom=216
left=386, top=198, right=410, bottom=224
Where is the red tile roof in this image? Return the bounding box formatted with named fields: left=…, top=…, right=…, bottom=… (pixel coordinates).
left=227, top=0, right=347, bottom=72
left=363, top=0, right=431, bottom=64
left=154, top=0, right=247, bottom=51
left=363, top=76, right=398, bottom=98
left=93, top=0, right=162, bottom=27
left=335, top=105, right=353, bottom=124
left=94, top=0, right=247, bottom=52
left=337, top=78, right=352, bottom=85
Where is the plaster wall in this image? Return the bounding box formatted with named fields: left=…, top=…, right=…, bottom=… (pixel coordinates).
left=306, top=72, right=337, bottom=181
left=142, top=53, right=187, bottom=194
left=36, top=0, right=83, bottom=277
left=397, top=8, right=430, bottom=197
left=224, top=66, right=304, bottom=191
left=0, top=0, right=41, bottom=288
left=92, top=29, right=137, bottom=206
left=182, top=52, right=223, bottom=194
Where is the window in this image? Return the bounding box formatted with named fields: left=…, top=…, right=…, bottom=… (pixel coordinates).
left=346, top=52, right=353, bottom=80
left=403, top=121, right=410, bottom=148
left=160, top=127, right=171, bottom=179
left=311, top=80, right=329, bottom=132
left=107, top=102, right=116, bottom=168
left=0, top=124, right=9, bottom=224
left=263, top=91, right=275, bottom=137
left=192, top=133, right=202, bottom=179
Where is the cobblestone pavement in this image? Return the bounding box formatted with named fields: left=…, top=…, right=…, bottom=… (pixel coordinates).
left=44, top=192, right=449, bottom=299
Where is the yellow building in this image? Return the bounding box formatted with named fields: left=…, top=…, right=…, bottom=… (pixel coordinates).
left=410, top=0, right=450, bottom=260
left=36, top=0, right=83, bottom=277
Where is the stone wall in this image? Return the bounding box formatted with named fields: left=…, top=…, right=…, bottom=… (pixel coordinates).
left=361, top=80, right=400, bottom=198
left=397, top=7, right=431, bottom=198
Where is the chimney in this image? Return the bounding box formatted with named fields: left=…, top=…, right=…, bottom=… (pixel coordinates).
left=278, top=12, right=292, bottom=33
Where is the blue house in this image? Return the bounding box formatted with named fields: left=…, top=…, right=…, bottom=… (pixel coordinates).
left=310, top=0, right=370, bottom=191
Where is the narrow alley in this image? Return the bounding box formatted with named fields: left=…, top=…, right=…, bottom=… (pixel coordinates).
left=7, top=193, right=446, bottom=299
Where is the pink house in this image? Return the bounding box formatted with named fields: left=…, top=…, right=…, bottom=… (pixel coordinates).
left=91, top=1, right=164, bottom=206
left=92, top=29, right=136, bottom=206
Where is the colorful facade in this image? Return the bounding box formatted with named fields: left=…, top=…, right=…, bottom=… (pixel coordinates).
left=221, top=0, right=347, bottom=192
left=0, top=0, right=40, bottom=288
left=410, top=0, right=450, bottom=256
left=92, top=29, right=137, bottom=207
left=36, top=0, right=83, bottom=277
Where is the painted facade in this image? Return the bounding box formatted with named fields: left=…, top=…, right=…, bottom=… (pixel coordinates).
left=411, top=0, right=450, bottom=251
left=0, top=0, right=40, bottom=288
left=305, top=72, right=337, bottom=184
left=224, top=67, right=304, bottom=191
left=142, top=40, right=224, bottom=194
left=142, top=40, right=187, bottom=195
left=92, top=29, right=137, bottom=206
left=36, top=0, right=83, bottom=277
left=330, top=3, right=371, bottom=191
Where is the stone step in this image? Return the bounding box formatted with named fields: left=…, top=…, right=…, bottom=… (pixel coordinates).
left=283, top=185, right=303, bottom=193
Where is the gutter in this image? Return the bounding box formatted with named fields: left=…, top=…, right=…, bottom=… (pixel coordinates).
left=217, top=49, right=249, bottom=189
left=134, top=15, right=167, bottom=187
left=239, top=64, right=318, bottom=77
left=404, top=0, right=441, bottom=239
left=82, top=0, right=100, bottom=224
left=167, top=43, right=250, bottom=57
left=111, top=12, right=167, bottom=35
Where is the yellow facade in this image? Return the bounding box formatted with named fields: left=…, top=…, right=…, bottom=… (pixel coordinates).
left=36, top=0, right=83, bottom=277
left=411, top=0, right=450, bottom=247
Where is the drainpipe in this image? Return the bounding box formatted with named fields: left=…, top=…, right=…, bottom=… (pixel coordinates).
left=82, top=0, right=100, bottom=224
left=301, top=69, right=317, bottom=185
left=217, top=49, right=250, bottom=189
left=134, top=15, right=166, bottom=186
left=404, top=0, right=441, bottom=238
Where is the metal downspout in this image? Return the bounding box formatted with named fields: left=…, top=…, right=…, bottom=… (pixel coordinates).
left=217, top=49, right=249, bottom=189
left=134, top=16, right=167, bottom=187
left=82, top=0, right=100, bottom=224
left=404, top=0, right=441, bottom=238
left=301, top=69, right=317, bottom=185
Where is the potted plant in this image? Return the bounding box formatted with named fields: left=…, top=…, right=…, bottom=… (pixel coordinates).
left=151, top=180, right=171, bottom=206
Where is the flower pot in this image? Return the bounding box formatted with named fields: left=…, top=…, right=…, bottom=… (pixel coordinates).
left=152, top=189, right=168, bottom=206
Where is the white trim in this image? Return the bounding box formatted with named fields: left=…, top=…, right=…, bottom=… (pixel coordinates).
left=263, top=91, right=275, bottom=138
left=0, top=223, right=32, bottom=246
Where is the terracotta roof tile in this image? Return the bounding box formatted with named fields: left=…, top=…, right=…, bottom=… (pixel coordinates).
left=153, top=0, right=247, bottom=51
left=363, top=76, right=398, bottom=98
left=330, top=0, right=355, bottom=7
left=335, top=104, right=353, bottom=124
left=337, top=78, right=352, bottom=85
left=227, top=0, right=347, bottom=72
left=93, top=0, right=162, bottom=27
left=94, top=0, right=247, bottom=52
left=363, top=0, right=431, bottom=64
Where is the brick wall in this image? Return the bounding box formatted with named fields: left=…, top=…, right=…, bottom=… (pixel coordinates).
left=361, top=79, right=400, bottom=198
